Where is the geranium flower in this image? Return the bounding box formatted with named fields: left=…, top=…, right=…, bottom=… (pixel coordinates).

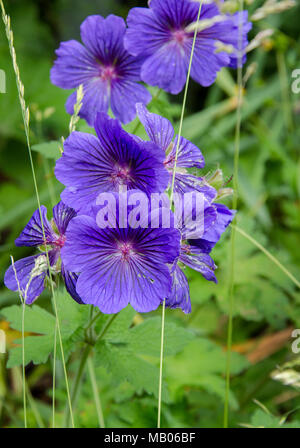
left=136, top=103, right=215, bottom=196
left=124, top=0, right=252, bottom=94
left=55, top=113, right=169, bottom=213
left=61, top=192, right=181, bottom=313
left=166, top=199, right=235, bottom=313
left=50, top=15, right=151, bottom=125
left=4, top=202, right=82, bottom=304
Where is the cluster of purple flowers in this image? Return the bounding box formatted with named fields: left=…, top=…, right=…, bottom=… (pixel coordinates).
left=5, top=0, right=251, bottom=314
left=50, top=0, right=251, bottom=124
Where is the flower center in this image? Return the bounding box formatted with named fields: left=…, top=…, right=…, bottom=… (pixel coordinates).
left=100, top=65, right=117, bottom=82
left=172, top=29, right=187, bottom=45
left=111, top=165, right=132, bottom=185
left=118, top=242, right=134, bottom=261
left=53, top=234, right=66, bottom=249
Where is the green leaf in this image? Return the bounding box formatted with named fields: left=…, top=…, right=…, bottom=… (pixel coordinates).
left=247, top=409, right=300, bottom=428
left=2, top=304, right=55, bottom=367
left=31, top=141, right=61, bottom=160
left=2, top=304, right=55, bottom=334
left=128, top=316, right=195, bottom=357
left=94, top=307, right=194, bottom=401
left=2, top=291, right=90, bottom=367
left=165, top=338, right=249, bottom=409
left=95, top=340, right=169, bottom=402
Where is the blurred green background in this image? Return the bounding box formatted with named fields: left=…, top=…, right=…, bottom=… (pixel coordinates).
left=1, top=0, right=300, bottom=428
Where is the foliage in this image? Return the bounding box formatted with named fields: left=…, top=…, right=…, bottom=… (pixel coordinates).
left=0, top=0, right=300, bottom=429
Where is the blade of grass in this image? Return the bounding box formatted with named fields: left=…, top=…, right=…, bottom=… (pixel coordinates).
left=0, top=0, right=74, bottom=428
left=10, top=256, right=27, bottom=427
left=223, top=0, right=244, bottom=428
left=52, top=322, right=57, bottom=428
left=64, top=312, right=118, bottom=427
left=157, top=0, right=204, bottom=429
left=157, top=299, right=165, bottom=428
left=233, top=224, right=300, bottom=289
left=87, top=357, right=105, bottom=428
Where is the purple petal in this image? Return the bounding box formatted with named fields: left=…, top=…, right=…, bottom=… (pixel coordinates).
left=79, top=15, right=105, bottom=58
left=178, top=198, right=217, bottom=241
left=56, top=118, right=169, bottom=214
left=150, top=0, right=199, bottom=29
left=66, top=79, right=109, bottom=127
left=4, top=254, right=47, bottom=304
left=192, top=203, right=236, bottom=253
left=62, top=215, right=180, bottom=314
left=172, top=173, right=217, bottom=198
left=141, top=40, right=189, bottom=94
left=52, top=201, right=76, bottom=236
left=50, top=40, right=99, bottom=89
left=15, top=206, right=56, bottom=247
left=55, top=132, right=105, bottom=212
left=180, top=245, right=217, bottom=283
left=61, top=263, right=84, bottom=305
left=124, top=7, right=168, bottom=57
left=190, top=38, right=230, bottom=87
left=165, top=265, right=191, bottom=314
left=94, top=113, right=169, bottom=192
left=110, top=81, right=151, bottom=125
left=167, top=135, right=205, bottom=169
left=81, top=15, right=126, bottom=63
left=224, top=11, right=252, bottom=68
left=136, top=103, right=174, bottom=152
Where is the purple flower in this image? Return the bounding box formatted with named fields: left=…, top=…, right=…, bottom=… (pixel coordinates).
left=166, top=201, right=235, bottom=313
left=136, top=103, right=216, bottom=196
left=124, top=0, right=252, bottom=94
left=4, top=202, right=82, bottom=305
left=192, top=203, right=236, bottom=253
left=55, top=113, right=169, bottom=213
left=50, top=15, right=151, bottom=125
left=224, top=11, right=252, bottom=68
left=166, top=247, right=217, bottom=314
left=61, top=194, right=181, bottom=313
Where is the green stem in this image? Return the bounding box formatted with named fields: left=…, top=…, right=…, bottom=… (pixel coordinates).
left=21, top=301, right=27, bottom=428
left=64, top=313, right=118, bottom=428
left=276, top=51, right=294, bottom=132
left=157, top=0, right=204, bottom=428
left=52, top=322, right=57, bottom=428
left=65, top=344, right=91, bottom=428
left=157, top=299, right=166, bottom=428
left=0, top=0, right=74, bottom=428
left=223, top=0, right=244, bottom=429
left=170, top=0, right=203, bottom=204
left=87, top=357, right=105, bottom=428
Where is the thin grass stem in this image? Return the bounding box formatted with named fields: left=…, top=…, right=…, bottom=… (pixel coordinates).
left=157, top=0, right=204, bottom=428
left=52, top=322, right=57, bottom=428
left=0, top=0, right=74, bottom=428
left=64, top=313, right=118, bottom=427
left=157, top=299, right=165, bottom=428
left=87, top=357, right=105, bottom=428
left=233, top=224, right=300, bottom=289
left=21, top=301, right=27, bottom=428
left=223, top=0, right=244, bottom=428
left=10, top=256, right=27, bottom=427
